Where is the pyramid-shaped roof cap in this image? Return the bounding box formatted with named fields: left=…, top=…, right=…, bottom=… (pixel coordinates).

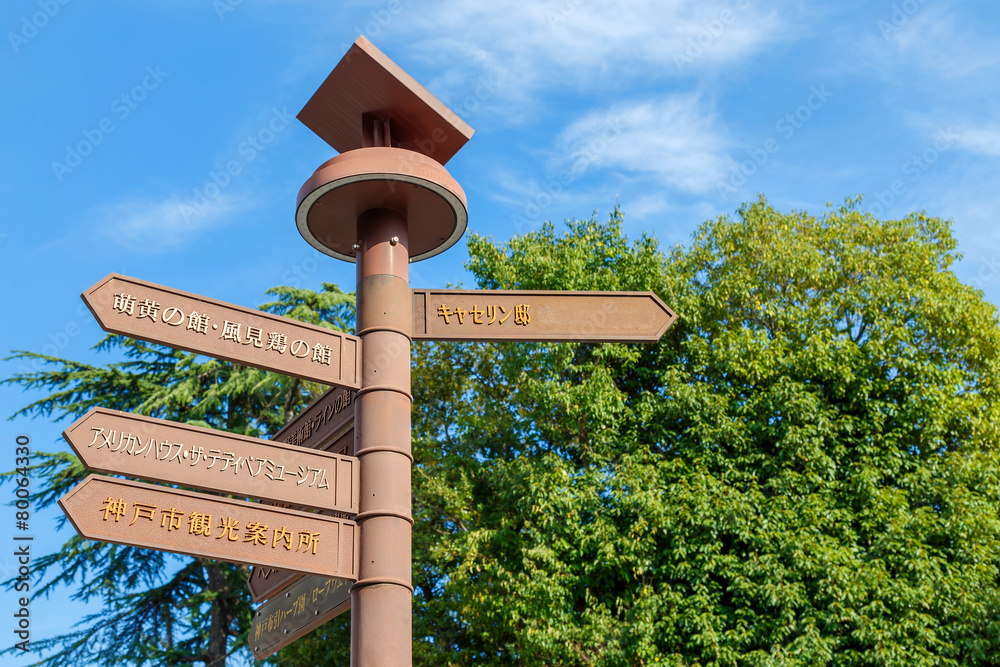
left=297, top=36, right=474, bottom=165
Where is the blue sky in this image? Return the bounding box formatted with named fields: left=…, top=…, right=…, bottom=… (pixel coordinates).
left=2, top=1, right=999, bottom=663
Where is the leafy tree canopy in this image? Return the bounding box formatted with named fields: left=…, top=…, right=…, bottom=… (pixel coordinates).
left=405, top=199, right=1000, bottom=666
left=8, top=198, right=1000, bottom=666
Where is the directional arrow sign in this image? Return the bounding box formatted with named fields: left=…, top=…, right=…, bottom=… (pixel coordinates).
left=83, top=274, right=361, bottom=388
left=61, top=475, right=357, bottom=579
left=249, top=574, right=351, bottom=660
left=248, top=387, right=356, bottom=602
left=411, top=289, right=677, bottom=343
left=64, top=408, right=359, bottom=514
left=270, top=387, right=355, bottom=455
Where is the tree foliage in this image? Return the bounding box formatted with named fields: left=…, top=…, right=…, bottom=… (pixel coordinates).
left=402, top=199, right=1000, bottom=665
left=9, top=199, right=1000, bottom=666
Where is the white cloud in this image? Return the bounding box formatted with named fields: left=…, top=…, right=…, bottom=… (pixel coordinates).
left=900, top=116, right=1000, bottom=158
left=98, top=192, right=243, bottom=251
left=951, top=126, right=1000, bottom=157
left=396, top=0, right=792, bottom=115
left=553, top=94, right=735, bottom=193
left=857, top=4, right=1000, bottom=85
left=89, top=101, right=289, bottom=252
left=885, top=6, right=1000, bottom=79
left=618, top=192, right=671, bottom=219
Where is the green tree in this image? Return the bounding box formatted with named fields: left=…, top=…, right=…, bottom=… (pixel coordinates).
left=3, top=284, right=354, bottom=667
left=399, top=199, right=1000, bottom=665
left=11, top=199, right=1000, bottom=667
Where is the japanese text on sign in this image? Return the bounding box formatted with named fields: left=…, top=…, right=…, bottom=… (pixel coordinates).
left=278, top=390, right=352, bottom=449
left=98, top=496, right=323, bottom=554
left=435, top=303, right=530, bottom=326
left=253, top=577, right=350, bottom=642
left=111, top=292, right=338, bottom=366
left=85, top=426, right=330, bottom=490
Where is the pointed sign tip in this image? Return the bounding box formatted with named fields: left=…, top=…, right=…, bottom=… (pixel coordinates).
left=80, top=274, right=361, bottom=389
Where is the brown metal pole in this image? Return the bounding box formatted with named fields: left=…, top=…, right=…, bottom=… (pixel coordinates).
left=351, top=207, right=413, bottom=666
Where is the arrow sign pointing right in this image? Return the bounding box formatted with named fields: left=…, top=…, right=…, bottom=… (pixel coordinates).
left=411, top=289, right=677, bottom=343
left=250, top=574, right=352, bottom=660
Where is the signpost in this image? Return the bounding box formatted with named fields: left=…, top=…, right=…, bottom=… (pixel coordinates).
left=62, top=34, right=678, bottom=667
left=412, top=289, right=677, bottom=342
left=60, top=475, right=359, bottom=580
left=63, top=408, right=359, bottom=514
left=249, top=574, right=352, bottom=660
left=295, top=36, right=679, bottom=665
left=83, top=273, right=361, bottom=389
left=293, top=34, right=480, bottom=666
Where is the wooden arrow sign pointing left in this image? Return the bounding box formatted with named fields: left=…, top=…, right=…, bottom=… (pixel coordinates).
left=59, top=475, right=358, bottom=580
left=83, top=274, right=361, bottom=389
left=64, top=408, right=359, bottom=514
